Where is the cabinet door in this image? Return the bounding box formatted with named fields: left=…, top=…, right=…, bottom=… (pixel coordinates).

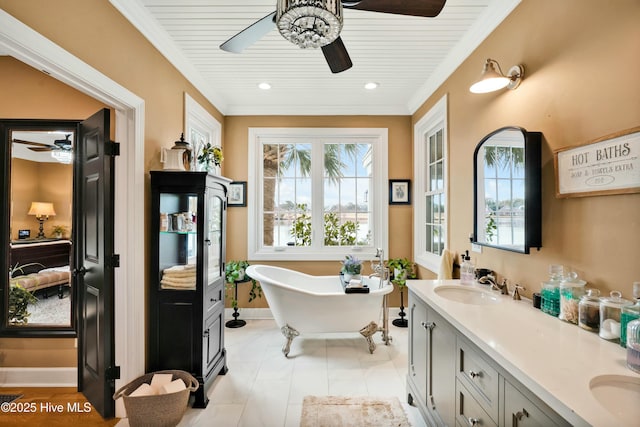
left=204, top=186, right=225, bottom=298
left=409, top=292, right=428, bottom=404
left=158, top=192, right=198, bottom=291
left=203, top=309, right=223, bottom=374
left=504, top=380, right=571, bottom=427
left=429, top=308, right=457, bottom=427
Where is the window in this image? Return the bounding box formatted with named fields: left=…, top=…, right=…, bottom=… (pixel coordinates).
left=248, top=128, right=388, bottom=261
left=414, top=95, right=448, bottom=272
left=184, top=92, right=221, bottom=166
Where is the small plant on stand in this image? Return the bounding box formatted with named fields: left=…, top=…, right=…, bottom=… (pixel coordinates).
left=387, top=258, right=416, bottom=327
left=341, top=254, right=363, bottom=283
left=224, top=260, right=262, bottom=328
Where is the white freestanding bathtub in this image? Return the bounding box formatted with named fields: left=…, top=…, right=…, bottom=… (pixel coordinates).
left=246, top=264, right=393, bottom=356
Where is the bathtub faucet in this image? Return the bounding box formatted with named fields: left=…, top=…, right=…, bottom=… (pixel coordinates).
left=369, top=248, right=389, bottom=282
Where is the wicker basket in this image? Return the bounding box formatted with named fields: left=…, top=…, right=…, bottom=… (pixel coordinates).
left=113, top=370, right=199, bottom=427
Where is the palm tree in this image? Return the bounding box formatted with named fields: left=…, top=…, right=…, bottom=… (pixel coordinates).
left=262, top=143, right=362, bottom=246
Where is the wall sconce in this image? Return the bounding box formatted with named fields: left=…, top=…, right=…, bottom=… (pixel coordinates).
left=28, top=201, right=56, bottom=239
left=469, top=58, right=524, bottom=93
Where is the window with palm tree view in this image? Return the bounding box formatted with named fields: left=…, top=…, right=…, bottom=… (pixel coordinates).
left=249, top=128, right=388, bottom=260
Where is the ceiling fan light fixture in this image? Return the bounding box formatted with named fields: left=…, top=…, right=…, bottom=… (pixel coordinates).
left=470, top=58, right=524, bottom=94
left=276, top=0, right=343, bottom=49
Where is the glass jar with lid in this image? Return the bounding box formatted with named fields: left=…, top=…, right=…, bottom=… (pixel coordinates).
left=541, top=264, right=564, bottom=317
left=578, top=289, right=601, bottom=332
left=558, top=272, right=586, bottom=324
left=620, top=282, right=640, bottom=348
left=599, top=291, right=632, bottom=343
left=627, top=318, right=640, bottom=373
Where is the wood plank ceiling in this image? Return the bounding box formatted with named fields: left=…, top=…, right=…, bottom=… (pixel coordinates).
left=113, top=0, right=519, bottom=115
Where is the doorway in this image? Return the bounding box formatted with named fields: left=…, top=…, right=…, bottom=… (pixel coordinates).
left=0, top=9, right=145, bottom=419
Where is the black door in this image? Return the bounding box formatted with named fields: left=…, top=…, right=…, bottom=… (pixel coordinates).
left=75, top=108, right=117, bottom=418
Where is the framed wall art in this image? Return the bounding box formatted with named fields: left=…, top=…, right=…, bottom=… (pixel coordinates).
left=389, top=179, right=411, bottom=205
left=228, top=181, right=247, bottom=207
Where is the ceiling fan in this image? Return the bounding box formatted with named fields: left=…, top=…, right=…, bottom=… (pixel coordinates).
left=13, top=134, right=73, bottom=152
left=220, top=0, right=447, bottom=73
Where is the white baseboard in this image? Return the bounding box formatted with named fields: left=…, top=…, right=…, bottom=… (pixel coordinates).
left=0, top=367, right=77, bottom=387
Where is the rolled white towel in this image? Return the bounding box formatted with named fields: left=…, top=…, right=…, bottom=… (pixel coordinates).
left=150, top=373, right=174, bottom=393
left=161, top=379, right=187, bottom=394
left=347, top=279, right=363, bottom=288
left=130, top=383, right=156, bottom=397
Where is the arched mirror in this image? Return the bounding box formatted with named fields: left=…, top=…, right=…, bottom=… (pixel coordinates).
left=1, top=120, right=76, bottom=335
left=473, top=126, right=542, bottom=254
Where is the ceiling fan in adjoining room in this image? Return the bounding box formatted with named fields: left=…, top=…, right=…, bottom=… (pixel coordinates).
left=220, top=0, right=447, bottom=74
left=12, top=134, right=73, bottom=152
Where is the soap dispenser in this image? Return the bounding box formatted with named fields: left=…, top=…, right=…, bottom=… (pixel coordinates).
left=460, top=251, right=474, bottom=285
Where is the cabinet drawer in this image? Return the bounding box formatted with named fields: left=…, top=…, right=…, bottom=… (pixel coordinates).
left=205, top=282, right=223, bottom=316
left=504, top=380, right=571, bottom=427
left=456, top=380, right=498, bottom=427
left=457, top=338, right=499, bottom=421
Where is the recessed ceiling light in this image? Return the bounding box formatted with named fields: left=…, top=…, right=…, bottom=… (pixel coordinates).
left=364, top=82, right=379, bottom=90
left=258, top=82, right=272, bottom=90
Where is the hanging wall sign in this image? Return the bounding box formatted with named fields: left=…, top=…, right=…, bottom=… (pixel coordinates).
left=555, top=126, right=640, bottom=198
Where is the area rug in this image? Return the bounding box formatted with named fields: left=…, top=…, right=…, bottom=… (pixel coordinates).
left=300, top=396, right=411, bottom=427
left=0, top=394, right=23, bottom=404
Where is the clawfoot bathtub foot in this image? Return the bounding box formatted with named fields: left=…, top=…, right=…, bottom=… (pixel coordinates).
left=281, top=324, right=299, bottom=357
left=360, top=321, right=379, bottom=354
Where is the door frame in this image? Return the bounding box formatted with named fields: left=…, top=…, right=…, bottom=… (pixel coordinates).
left=0, top=10, right=145, bottom=417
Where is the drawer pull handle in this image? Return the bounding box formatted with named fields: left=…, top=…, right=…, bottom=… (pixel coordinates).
left=420, top=321, right=435, bottom=330
left=468, top=370, right=482, bottom=379
left=467, top=417, right=480, bottom=426
left=513, top=408, right=529, bottom=426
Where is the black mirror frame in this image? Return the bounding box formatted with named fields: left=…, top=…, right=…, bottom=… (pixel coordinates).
left=0, top=119, right=78, bottom=337
left=472, top=126, right=542, bottom=254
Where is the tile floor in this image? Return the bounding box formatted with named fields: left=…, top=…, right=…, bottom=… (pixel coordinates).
left=178, top=319, right=427, bottom=427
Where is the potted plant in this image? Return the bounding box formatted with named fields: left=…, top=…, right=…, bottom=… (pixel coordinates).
left=387, top=257, right=416, bottom=328
left=8, top=263, right=40, bottom=325
left=224, top=260, right=262, bottom=328
left=51, top=224, right=68, bottom=239
left=387, top=257, right=416, bottom=286
left=341, top=254, right=363, bottom=282
left=196, top=143, right=223, bottom=173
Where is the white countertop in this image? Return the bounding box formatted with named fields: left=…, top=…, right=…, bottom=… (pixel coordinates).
left=408, top=279, right=638, bottom=427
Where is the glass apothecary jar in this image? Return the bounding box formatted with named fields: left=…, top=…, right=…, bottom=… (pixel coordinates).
left=558, top=273, right=586, bottom=324
left=620, top=282, right=640, bottom=348
left=627, top=318, right=640, bottom=373
left=541, top=264, right=563, bottom=317
left=599, top=291, right=632, bottom=343
left=578, top=289, right=601, bottom=332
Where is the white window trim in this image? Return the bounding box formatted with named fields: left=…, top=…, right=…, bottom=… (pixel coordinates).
left=184, top=92, right=221, bottom=150
left=248, top=127, right=388, bottom=261
left=414, top=95, right=448, bottom=273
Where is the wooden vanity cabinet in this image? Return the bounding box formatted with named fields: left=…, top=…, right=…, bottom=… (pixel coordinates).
left=148, top=171, right=230, bottom=408
left=408, top=288, right=571, bottom=427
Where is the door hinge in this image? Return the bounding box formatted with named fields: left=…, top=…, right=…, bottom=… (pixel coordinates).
left=106, top=140, right=120, bottom=156
left=110, top=254, right=120, bottom=268
left=106, top=365, right=121, bottom=381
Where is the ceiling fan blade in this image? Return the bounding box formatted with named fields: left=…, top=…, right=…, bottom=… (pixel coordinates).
left=12, top=138, right=55, bottom=149
left=321, top=37, right=353, bottom=74
left=28, top=147, right=54, bottom=152
left=343, top=0, right=447, bottom=17
left=220, top=11, right=276, bottom=53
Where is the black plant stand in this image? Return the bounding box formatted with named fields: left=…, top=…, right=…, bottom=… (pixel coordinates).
left=392, top=288, right=408, bottom=327
left=225, top=278, right=250, bottom=328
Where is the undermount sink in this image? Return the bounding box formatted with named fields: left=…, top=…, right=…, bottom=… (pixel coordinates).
left=434, top=285, right=502, bottom=305
left=589, top=374, right=640, bottom=426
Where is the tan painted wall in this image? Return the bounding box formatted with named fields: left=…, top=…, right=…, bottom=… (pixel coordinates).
left=11, top=159, right=73, bottom=240
left=224, top=115, right=413, bottom=308
left=0, top=0, right=222, bottom=368
left=412, top=0, right=640, bottom=298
